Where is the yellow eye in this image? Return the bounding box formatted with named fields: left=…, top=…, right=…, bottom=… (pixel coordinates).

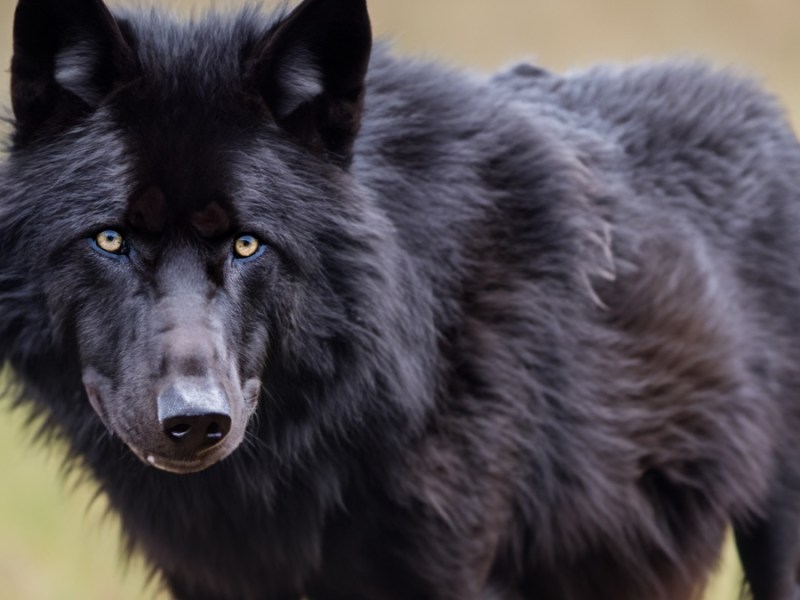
left=234, top=235, right=261, bottom=259
left=95, top=230, right=125, bottom=254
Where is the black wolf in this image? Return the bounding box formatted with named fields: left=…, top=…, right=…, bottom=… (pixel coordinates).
left=2, top=0, right=800, bottom=598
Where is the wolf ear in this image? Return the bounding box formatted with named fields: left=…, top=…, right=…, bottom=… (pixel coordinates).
left=11, top=0, right=134, bottom=141
left=245, top=0, right=372, bottom=165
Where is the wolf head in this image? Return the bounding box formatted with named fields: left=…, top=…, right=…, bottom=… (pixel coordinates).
left=0, top=0, right=430, bottom=476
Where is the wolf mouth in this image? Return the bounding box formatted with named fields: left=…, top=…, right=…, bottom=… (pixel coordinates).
left=143, top=453, right=224, bottom=475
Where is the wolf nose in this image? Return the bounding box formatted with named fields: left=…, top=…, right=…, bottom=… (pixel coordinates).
left=157, top=379, right=231, bottom=451
left=162, top=412, right=232, bottom=448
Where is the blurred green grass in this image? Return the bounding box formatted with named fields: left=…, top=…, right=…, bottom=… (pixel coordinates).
left=3, top=0, right=800, bottom=597
left=0, top=404, right=168, bottom=600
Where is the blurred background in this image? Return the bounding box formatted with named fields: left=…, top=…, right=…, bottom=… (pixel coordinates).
left=1, top=0, right=799, bottom=598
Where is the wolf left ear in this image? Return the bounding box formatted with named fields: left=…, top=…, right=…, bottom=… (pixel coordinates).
left=11, top=0, right=134, bottom=142
left=244, top=0, right=372, bottom=165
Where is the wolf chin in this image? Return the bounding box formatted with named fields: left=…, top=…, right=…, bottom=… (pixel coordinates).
left=2, top=0, right=800, bottom=598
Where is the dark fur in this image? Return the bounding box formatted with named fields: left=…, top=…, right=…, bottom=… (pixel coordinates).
left=3, top=0, right=800, bottom=598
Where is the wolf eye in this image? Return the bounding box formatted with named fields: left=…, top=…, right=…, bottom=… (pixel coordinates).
left=233, top=235, right=263, bottom=260
left=93, top=230, right=127, bottom=255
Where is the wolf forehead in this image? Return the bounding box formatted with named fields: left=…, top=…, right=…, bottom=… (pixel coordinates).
left=48, top=8, right=321, bottom=231
left=63, top=8, right=280, bottom=105
left=47, top=4, right=297, bottom=144
left=86, top=11, right=280, bottom=191
left=125, top=187, right=231, bottom=237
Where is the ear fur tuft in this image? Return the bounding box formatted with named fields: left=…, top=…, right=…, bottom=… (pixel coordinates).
left=244, top=0, right=372, bottom=164
left=11, top=0, right=134, bottom=141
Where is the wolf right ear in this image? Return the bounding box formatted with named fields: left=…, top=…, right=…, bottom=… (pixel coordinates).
left=244, top=0, right=372, bottom=165
left=11, top=0, right=134, bottom=142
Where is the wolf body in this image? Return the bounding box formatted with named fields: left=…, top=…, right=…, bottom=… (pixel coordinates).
left=2, top=0, right=800, bottom=598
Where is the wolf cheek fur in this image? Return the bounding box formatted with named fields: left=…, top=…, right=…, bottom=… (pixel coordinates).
left=3, top=0, right=800, bottom=598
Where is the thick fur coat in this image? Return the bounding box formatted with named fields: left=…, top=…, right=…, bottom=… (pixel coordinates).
left=2, top=0, right=800, bottom=598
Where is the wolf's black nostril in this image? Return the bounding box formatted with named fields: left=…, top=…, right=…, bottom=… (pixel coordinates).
left=162, top=413, right=231, bottom=448
left=206, top=422, right=224, bottom=440
left=166, top=422, right=191, bottom=440
left=162, top=413, right=231, bottom=450
left=157, top=380, right=232, bottom=452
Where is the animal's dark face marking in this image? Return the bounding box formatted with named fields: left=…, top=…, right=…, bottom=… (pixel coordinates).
left=127, top=186, right=167, bottom=234
left=191, top=202, right=231, bottom=238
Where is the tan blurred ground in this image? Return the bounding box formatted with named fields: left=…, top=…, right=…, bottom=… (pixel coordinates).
left=1, top=0, right=799, bottom=598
